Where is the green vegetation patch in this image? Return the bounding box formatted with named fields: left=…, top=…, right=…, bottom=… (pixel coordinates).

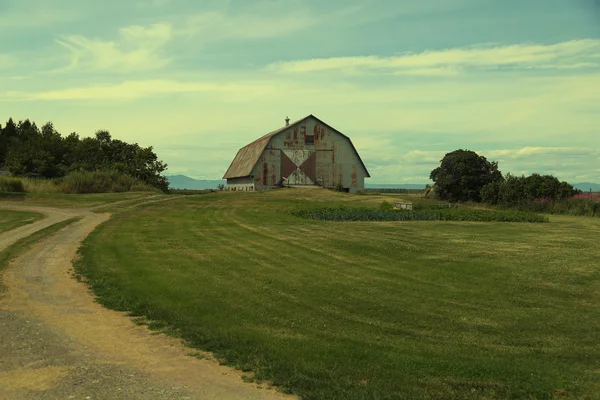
left=73, top=190, right=599, bottom=399
left=0, top=209, right=44, bottom=234
left=0, top=217, right=80, bottom=292
left=0, top=177, right=26, bottom=193
left=290, top=205, right=548, bottom=223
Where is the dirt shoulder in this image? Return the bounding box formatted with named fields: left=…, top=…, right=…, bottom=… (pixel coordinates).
left=0, top=205, right=295, bottom=400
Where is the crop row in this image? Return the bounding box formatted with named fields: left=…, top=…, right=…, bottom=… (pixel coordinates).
left=289, top=206, right=549, bottom=223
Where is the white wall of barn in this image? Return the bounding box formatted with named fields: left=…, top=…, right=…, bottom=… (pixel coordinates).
left=226, top=176, right=255, bottom=191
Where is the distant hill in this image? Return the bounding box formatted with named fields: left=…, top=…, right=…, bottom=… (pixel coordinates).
left=573, top=182, right=600, bottom=192
left=166, top=175, right=226, bottom=190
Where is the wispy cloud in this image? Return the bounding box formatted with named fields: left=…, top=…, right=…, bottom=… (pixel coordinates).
left=55, top=23, right=173, bottom=73
left=178, top=3, right=363, bottom=43
left=180, top=11, right=315, bottom=40
left=266, top=39, right=600, bottom=75
left=2, top=79, right=272, bottom=101
left=0, top=54, right=18, bottom=70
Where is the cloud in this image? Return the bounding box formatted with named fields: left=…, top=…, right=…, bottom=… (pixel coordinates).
left=2, top=79, right=271, bottom=101
left=47, top=3, right=349, bottom=74
left=0, top=54, right=18, bottom=70
left=359, top=146, right=600, bottom=184
left=266, top=39, right=600, bottom=75
left=55, top=23, right=173, bottom=73
left=180, top=11, right=315, bottom=40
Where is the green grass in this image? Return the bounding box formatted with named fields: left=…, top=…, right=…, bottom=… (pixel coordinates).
left=73, top=189, right=600, bottom=399
left=0, top=217, right=80, bottom=292
left=0, top=209, right=44, bottom=234
left=0, top=192, right=160, bottom=210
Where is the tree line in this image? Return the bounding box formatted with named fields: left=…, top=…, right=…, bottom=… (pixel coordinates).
left=0, top=118, right=169, bottom=192
left=429, top=149, right=579, bottom=204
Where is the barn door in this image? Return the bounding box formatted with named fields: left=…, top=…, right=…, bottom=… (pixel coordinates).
left=280, top=150, right=316, bottom=185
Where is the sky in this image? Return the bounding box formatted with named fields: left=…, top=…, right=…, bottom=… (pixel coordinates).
left=1, top=0, right=599, bottom=184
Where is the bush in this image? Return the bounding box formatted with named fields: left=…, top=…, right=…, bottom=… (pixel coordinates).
left=499, top=195, right=600, bottom=217
left=58, top=171, right=161, bottom=194
left=20, top=177, right=60, bottom=193
left=379, top=201, right=394, bottom=211
left=0, top=176, right=25, bottom=192
left=495, top=173, right=577, bottom=205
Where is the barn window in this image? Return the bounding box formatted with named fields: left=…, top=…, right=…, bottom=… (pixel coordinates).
left=305, top=135, right=314, bottom=144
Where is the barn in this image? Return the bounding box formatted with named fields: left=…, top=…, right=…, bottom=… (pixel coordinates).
left=222, top=115, right=370, bottom=193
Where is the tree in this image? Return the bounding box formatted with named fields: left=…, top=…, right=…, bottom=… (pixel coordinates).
left=493, top=173, right=577, bottom=205
left=429, top=149, right=503, bottom=202
left=1, top=117, right=170, bottom=192
left=0, top=118, right=18, bottom=166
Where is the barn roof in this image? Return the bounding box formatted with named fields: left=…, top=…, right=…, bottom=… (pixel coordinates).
left=222, top=115, right=370, bottom=179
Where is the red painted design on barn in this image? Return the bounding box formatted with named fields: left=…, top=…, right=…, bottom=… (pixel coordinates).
left=298, top=151, right=317, bottom=181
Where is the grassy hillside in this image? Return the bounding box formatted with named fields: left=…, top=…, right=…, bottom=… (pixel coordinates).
left=73, top=189, right=600, bottom=399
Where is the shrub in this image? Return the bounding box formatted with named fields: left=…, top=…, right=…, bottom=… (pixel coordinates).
left=496, top=194, right=600, bottom=218
left=0, top=176, right=25, bottom=192
left=20, top=177, right=60, bottom=193
left=379, top=201, right=394, bottom=211
left=58, top=170, right=161, bottom=194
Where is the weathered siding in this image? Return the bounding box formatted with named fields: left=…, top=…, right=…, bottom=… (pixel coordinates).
left=224, top=115, right=369, bottom=193
left=267, top=116, right=366, bottom=192
left=226, top=176, right=255, bottom=191
left=251, top=148, right=281, bottom=190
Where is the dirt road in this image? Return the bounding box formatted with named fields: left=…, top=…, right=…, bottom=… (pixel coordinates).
left=0, top=204, right=295, bottom=400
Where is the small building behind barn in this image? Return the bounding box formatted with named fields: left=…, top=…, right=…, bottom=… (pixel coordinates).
left=222, top=115, right=370, bottom=193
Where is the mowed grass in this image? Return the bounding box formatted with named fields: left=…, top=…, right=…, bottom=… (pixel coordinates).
left=0, top=192, right=162, bottom=210
left=0, top=209, right=44, bottom=234
left=74, top=189, right=600, bottom=400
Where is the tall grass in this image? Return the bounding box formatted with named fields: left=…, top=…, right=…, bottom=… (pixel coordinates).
left=499, top=194, right=600, bottom=217
left=0, top=176, right=25, bottom=193
left=20, top=177, right=60, bottom=193
left=57, top=171, right=160, bottom=194
left=0, top=171, right=160, bottom=194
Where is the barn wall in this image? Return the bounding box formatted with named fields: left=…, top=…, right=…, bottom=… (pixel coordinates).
left=226, top=176, right=255, bottom=191
left=267, top=116, right=366, bottom=192
left=250, top=148, right=281, bottom=190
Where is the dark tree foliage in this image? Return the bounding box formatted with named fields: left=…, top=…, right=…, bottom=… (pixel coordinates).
left=0, top=118, right=169, bottom=192
left=429, top=149, right=503, bottom=202
left=484, top=173, right=578, bottom=205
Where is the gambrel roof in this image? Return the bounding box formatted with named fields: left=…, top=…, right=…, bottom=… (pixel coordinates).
left=223, top=115, right=370, bottom=179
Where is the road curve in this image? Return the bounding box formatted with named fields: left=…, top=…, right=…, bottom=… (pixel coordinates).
left=0, top=205, right=295, bottom=400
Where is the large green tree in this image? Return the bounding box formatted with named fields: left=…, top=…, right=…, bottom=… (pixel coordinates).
left=429, top=149, right=503, bottom=202
left=1, top=117, right=170, bottom=192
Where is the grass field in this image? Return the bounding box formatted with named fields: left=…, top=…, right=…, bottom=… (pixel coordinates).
left=0, top=192, right=162, bottom=210
left=0, top=209, right=44, bottom=234
left=74, top=189, right=600, bottom=399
